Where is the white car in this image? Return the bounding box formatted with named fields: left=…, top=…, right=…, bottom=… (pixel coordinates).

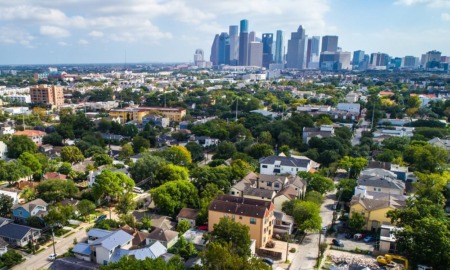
left=48, top=253, right=58, bottom=261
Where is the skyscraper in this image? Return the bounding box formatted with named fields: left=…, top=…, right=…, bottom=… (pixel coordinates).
left=369, top=52, right=390, bottom=69
left=402, top=56, right=418, bottom=69
left=352, top=50, right=365, bottom=65
left=274, top=30, right=284, bottom=64
left=337, top=51, right=352, bottom=70
left=249, top=31, right=256, bottom=42
left=218, top=32, right=229, bottom=65
left=193, top=49, right=204, bottom=66
left=286, top=25, right=307, bottom=69
left=239, top=19, right=249, bottom=66
left=262, top=33, right=274, bottom=68
left=210, top=34, right=219, bottom=66
left=229, top=25, right=239, bottom=66
left=306, top=36, right=320, bottom=69
left=249, top=42, right=263, bottom=67
left=321, top=36, right=338, bottom=53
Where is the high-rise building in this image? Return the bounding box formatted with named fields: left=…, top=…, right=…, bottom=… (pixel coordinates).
left=286, top=25, right=307, bottom=69
left=229, top=25, right=239, bottom=66
left=306, top=36, right=320, bottom=69
left=239, top=20, right=250, bottom=66
left=249, top=31, right=256, bottom=42
left=249, top=42, right=263, bottom=67
left=319, top=52, right=338, bottom=71
left=402, top=56, right=418, bottom=69
left=423, top=50, right=442, bottom=68
left=193, top=49, right=204, bottom=66
left=337, top=52, right=352, bottom=70
left=369, top=53, right=390, bottom=69
left=30, top=84, right=64, bottom=106
left=218, top=32, right=230, bottom=65
left=274, top=30, right=284, bottom=65
left=262, top=33, right=274, bottom=68
left=352, top=50, right=365, bottom=65
left=321, top=36, right=338, bottom=53
left=210, top=34, right=220, bottom=66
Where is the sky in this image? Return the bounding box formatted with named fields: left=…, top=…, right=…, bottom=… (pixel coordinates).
left=0, top=0, right=450, bottom=65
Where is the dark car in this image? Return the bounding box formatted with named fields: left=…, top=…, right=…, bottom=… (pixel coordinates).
left=332, top=239, right=344, bottom=247
left=261, top=258, right=274, bottom=266
left=95, top=214, right=107, bottom=223
left=344, top=233, right=353, bottom=239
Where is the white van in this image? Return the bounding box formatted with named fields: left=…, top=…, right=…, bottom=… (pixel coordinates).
left=133, top=187, right=144, bottom=194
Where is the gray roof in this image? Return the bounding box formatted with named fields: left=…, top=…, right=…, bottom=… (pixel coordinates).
left=72, top=243, right=91, bottom=256
left=110, top=241, right=167, bottom=263
left=0, top=217, right=12, bottom=226
left=0, top=223, right=38, bottom=240
left=87, top=228, right=112, bottom=239
left=243, top=187, right=276, bottom=198
left=260, top=156, right=310, bottom=168
left=91, top=230, right=133, bottom=250
left=12, top=198, right=47, bottom=212
left=147, top=228, right=178, bottom=242
left=358, top=175, right=405, bottom=191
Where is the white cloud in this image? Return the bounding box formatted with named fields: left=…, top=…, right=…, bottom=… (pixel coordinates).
left=0, top=26, right=34, bottom=47
left=58, top=41, right=68, bottom=46
left=442, top=12, right=450, bottom=20
left=78, top=39, right=89, bottom=45
left=394, top=0, right=450, bottom=7
left=40, top=25, right=70, bottom=38
left=88, top=31, right=104, bottom=37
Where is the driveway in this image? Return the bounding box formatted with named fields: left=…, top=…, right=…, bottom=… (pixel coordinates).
left=332, top=233, right=375, bottom=252
left=288, top=193, right=336, bottom=270
left=12, top=222, right=92, bottom=270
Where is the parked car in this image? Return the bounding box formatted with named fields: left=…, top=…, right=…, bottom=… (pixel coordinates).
left=363, top=235, right=375, bottom=242
left=332, top=239, right=344, bottom=247
left=322, top=226, right=328, bottom=233
left=261, top=257, right=274, bottom=266
left=353, top=233, right=364, bottom=240
left=344, top=233, right=353, bottom=239
left=48, top=253, right=58, bottom=261
left=95, top=214, right=107, bottom=223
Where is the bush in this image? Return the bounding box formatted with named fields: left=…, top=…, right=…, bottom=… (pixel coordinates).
left=289, top=247, right=296, bottom=253
left=265, top=241, right=275, bottom=248
left=0, top=250, right=23, bottom=268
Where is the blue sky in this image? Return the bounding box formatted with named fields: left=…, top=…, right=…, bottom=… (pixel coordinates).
left=0, top=0, right=449, bottom=64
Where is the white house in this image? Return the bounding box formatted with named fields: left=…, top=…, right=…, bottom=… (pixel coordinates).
left=0, top=189, right=19, bottom=205
left=259, top=155, right=316, bottom=176
left=337, top=103, right=361, bottom=113
left=0, top=125, right=15, bottom=136
left=0, top=141, right=7, bottom=160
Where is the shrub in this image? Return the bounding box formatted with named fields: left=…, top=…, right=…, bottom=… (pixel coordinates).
left=289, top=247, right=296, bottom=253
left=265, top=241, right=275, bottom=248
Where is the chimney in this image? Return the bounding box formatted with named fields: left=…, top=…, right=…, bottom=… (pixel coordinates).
left=256, top=177, right=260, bottom=189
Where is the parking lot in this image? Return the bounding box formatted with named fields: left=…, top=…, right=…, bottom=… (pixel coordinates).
left=329, top=233, right=375, bottom=252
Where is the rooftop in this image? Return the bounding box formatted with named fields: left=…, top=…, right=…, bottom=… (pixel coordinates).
left=209, top=195, right=273, bottom=218
left=177, top=208, right=200, bottom=220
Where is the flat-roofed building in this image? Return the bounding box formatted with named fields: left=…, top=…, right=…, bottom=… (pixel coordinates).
left=30, top=84, right=64, bottom=107
left=109, top=107, right=186, bottom=123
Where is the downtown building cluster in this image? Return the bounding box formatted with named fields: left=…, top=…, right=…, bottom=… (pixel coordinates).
left=196, top=19, right=450, bottom=72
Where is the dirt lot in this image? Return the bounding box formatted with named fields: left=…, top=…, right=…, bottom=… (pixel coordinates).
left=323, top=249, right=380, bottom=269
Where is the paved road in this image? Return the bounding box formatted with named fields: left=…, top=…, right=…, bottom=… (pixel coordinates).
left=13, top=222, right=92, bottom=270
left=289, top=193, right=335, bottom=270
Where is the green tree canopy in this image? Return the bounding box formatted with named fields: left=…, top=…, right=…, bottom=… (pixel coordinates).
left=77, top=199, right=96, bottom=222
left=185, top=142, right=204, bottom=162
left=211, top=217, right=252, bottom=257
left=91, top=170, right=135, bottom=201
left=132, top=136, right=150, bottom=153
left=291, top=200, right=322, bottom=232
left=159, top=145, right=192, bottom=166
left=7, top=135, right=37, bottom=158
left=60, top=146, right=85, bottom=164
left=129, top=154, right=164, bottom=182
left=349, top=212, right=365, bottom=233
left=150, top=180, right=199, bottom=216
left=36, top=180, right=79, bottom=202
left=298, top=172, right=334, bottom=195
left=0, top=194, right=13, bottom=217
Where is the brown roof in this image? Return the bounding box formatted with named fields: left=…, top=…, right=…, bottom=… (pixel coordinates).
left=350, top=193, right=406, bottom=211
left=209, top=195, right=273, bottom=219
left=13, top=198, right=47, bottom=212
left=147, top=228, right=178, bottom=242
left=13, top=130, right=47, bottom=137
left=43, top=172, right=67, bottom=180
left=133, top=231, right=150, bottom=247
left=276, top=186, right=298, bottom=200
left=15, top=181, right=38, bottom=190
left=177, top=208, right=200, bottom=220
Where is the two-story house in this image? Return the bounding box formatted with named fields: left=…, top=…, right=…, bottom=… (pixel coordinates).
left=302, top=125, right=335, bottom=144
left=0, top=141, right=7, bottom=160
left=260, top=155, right=319, bottom=176
left=90, top=230, right=134, bottom=265
left=146, top=228, right=179, bottom=249
left=13, top=130, right=47, bottom=145
left=0, top=219, right=41, bottom=247
left=12, top=199, right=48, bottom=224
left=208, top=195, right=275, bottom=248
left=357, top=169, right=405, bottom=195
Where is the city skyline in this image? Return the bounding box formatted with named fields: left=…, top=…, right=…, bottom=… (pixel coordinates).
left=0, top=0, right=450, bottom=64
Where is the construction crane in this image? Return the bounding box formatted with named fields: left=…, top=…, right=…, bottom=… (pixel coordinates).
left=376, top=254, right=408, bottom=269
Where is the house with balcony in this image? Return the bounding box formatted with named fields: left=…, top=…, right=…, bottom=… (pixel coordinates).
left=259, top=155, right=317, bottom=176
left=12, top=198, right=48, bottom=224
left=358, top=169, right=405, bottom=195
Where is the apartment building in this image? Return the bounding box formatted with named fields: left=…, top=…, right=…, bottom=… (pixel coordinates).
left=109, top=106, right=186, bottom=123
left=30, top=84, right=64, bottom=107
left=208, top=195, right=275, bottom=248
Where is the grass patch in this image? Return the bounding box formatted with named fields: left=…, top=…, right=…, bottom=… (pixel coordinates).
left=54, top=229, right=71, bottom=237
left=63, top=231, right=76, bottom=238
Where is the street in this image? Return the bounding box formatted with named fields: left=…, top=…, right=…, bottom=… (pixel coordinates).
left=12, top=222, right=92, bottom=270
left=288, top=193, right=335, bottom=270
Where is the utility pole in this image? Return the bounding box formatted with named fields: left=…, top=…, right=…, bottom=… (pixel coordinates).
left=235, top=97, right=238, bottom=121
left=318, top=231, right=322, bottom=258
left=370, top=101, right=375, bottom=131
left=51, top=226, right=56, bottom=255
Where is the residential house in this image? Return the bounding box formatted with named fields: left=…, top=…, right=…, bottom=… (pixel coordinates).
left=14, top=181, right=38, bottom=191
left=208, top=195, right=275, bottom=248
left=0, top=222, right=41, bottom=247
left=0, top=237, right=8, bottom=256
left=142, top=114, right=170, bottom=128
left=182, top=229, right=208, bottom=251
left=229, top=172, right=258, bottom=197
left=132, top=211, right=175, bottom=231
left=120, top=225, right=150, bottom=248
left=0, top=141, right=7, bottom=160
left=366, top=161, right=409, bottom=181
left=0, top=189, right=19, bottom=205
left=358, top=169, right=406, bottom=195
left=146, top=228, right=179, bottom=249
left=302, top=125, right=335, bottom=143
left=428, top=137, right=450, bottom=153
left=378, top=224, right=400, bottom=254
left=12, top=198, right=48, bottom=223
left=259, top=155, right=317, bottom=176
left=87, top=229, right=113, bottom=244
left=43, top=172, right=67, bottom=181
left=273, top=186, right=298, bottom=212
left=273, top=210, right=295, bottom=235
left=109, top=241, right=166, bottom=263
left=189, top=135, right=219, bottom=148
left=177, top=208, right=200, bottom=228
left=0, top=124, right=15, bottom=136
left=350, top=190, right=406, bottom=231
left=13, top=130, right=47, bottom=145
left=90, top=230, right=133, bottom=265
left=336, top=103, right=361, bottom=114
left=242, top=187, right=276, bottom=202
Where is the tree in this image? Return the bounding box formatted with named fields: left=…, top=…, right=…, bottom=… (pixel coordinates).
left=292, top=200, right=322, bottom=232
left=404, top=144, right=448, bottom=173
left=304, top=191, right=324, bottom=205
left=0, top=194, right=13, bottom=217
left=349, top=212, right=365, bottom=233
left=169, top=236, right=197, bottom=260
left=77, top=199, right=96, bottom=222
left=140, top=215, right=152, bottom=230
left=211, top=217, right=251, bottom=257
left=60, top=146, right=85, bottom=164
left=0, top=250, right=23, bottom=268
left=132, top=136, right=150, bottom=153
left=199, top=242, right=271, bottom=270
left=119, top=213, right=136, bottom=227
left=1, top=160, right=31, bottom=185
left=21, top=187, right=37, bottom=202
left=93, top=153, right=113, bottom=167
left=336, top=178, right=358, bottom=202
left=185, top=142, right=204, bottom=162
left=115, top=193, right=137, bottom=216
left=18, top=152, right=42, bottom=178
left=414, top=172, right=449, bottom=206
left=84, top=145, right=106, bottom=158
left=92, top=170, right=135, bottom=203
left=155, top=164, right=189, bottom=186
left=42, top=133, right=63, bottom=146
left=160, top=146, right=192, bottom=166
left=196, top=183, right=224, bottom=226
left=98, top=256, right=184, bottom=270
left=150, top=180, right=199, bottom=216
left=94, top=219, right=120, bottom=230
left=97, top=119, right=112, bottom=133
left=245, top=143, right=274, bottom=159
left=298, top=172, right=334, bottom=195
left=129, top=154, right=164, bottom=182
left=36, top=180, right=79, bottom=202
left=230, top=159, right=254, bottom=180
left=213, top=141, right=236, bottom=160
left=58, top=162, right=73, bottom=175
left=176, top=220, right=191, bottom=235
left=337, top=156, right=368, bottom=178
left=119, top=143, right=134, bottom=160
left=7, top=135, right=37, bottom=158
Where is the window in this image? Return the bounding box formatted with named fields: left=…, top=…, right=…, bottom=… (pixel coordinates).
left=239, top=216, right=243, bottom=220
left=19, top=210, right=23, bottom=216
left=267, top=182, right=272, bottom=187
left=262, top=165, right=268, bottom=168
left=231, top=191, right=235, bottom=195
left=250, top=218, right=256, bottom=224
left=232, top=215, right=235, bottom=220
left=274, top=183, right=280, bottom=188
